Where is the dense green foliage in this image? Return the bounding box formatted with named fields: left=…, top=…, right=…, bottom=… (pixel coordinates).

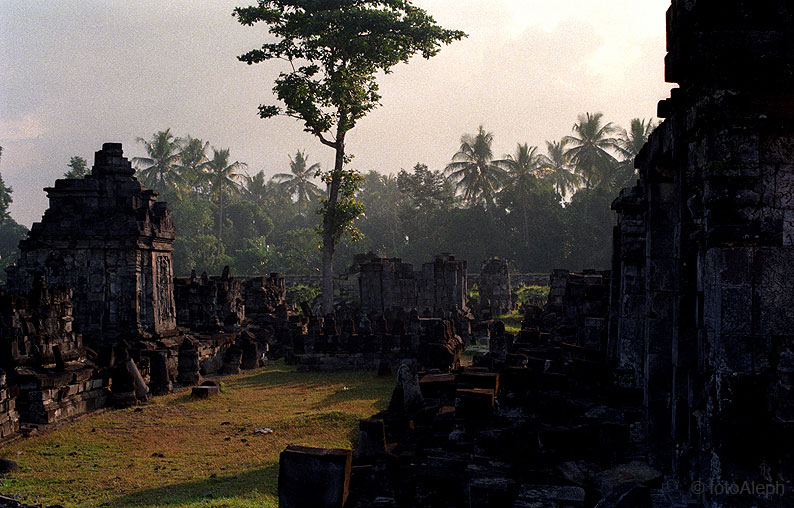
left=0, top=110, right=651, bottom=282
left=113, top=113, right=652, bottom=278
left=0, top=146, right=28, bottom=278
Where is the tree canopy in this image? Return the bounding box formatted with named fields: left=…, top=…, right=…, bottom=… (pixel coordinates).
left=234, top=0, right=465, bottom=312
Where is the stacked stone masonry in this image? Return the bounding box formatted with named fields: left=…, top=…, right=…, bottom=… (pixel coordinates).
left=174, top=267, right=245, bottom=332
left=0, top=370, right=19, bottom=441
left=476, top=258, right=512, bottom=316
left=0, top=279, right=109, bottom=426
left=359, top=254, right=467, bottom=317
left=607, top=0, right=794, bottom=504
left=6, top=143, right=177, bottom=345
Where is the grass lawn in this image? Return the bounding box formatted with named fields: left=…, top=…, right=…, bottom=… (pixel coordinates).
left=0, top=362, right=394, bottom=508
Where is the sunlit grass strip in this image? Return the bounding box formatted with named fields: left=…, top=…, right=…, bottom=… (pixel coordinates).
left=0, top=362, right=394, bottom=508
left=495, top=311, right=524, bottom=334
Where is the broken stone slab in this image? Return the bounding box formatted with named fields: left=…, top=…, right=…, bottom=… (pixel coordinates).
left=389, top=361, right=424, bottom=415
left=418, top=373, right=458, bottom=400
left=468, top=477, right=517, bottom=508
left=455, top=388, right=495, bottom=419
left=0, top=458, right=19, bottom=475
left=278, top=445, right=352, bottom=508
left=514, top=485, right=586, bottom=508
left=356, top=418, right=387, bottom=460
left=459, top=371, right=500, bottom=394
left=593, top=461, right=663, bottom=497
left=192, top=380, right=221, bottom=399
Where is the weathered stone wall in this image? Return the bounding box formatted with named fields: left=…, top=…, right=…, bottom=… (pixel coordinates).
left=359, top=254, right=467, bottom=317
left=0, top=280, right=109, bottom=427
left=609, top=0, right=794, bottom=498
left=174, top=267, right=244, bottom=332
left=0, top=370, right=19, bottom=441
left=417, top=254, right=467, bottom=315
left=6, top=143, right=176, bottom=344
left=609, top=187, right=646, bottom=390
left=0, top=280, right=81, bottom=369
left=242, top=273, right=286, bottom=324
left=544, top=269, right=610, bottom=350
left=477, top=258, right=511, bottom=315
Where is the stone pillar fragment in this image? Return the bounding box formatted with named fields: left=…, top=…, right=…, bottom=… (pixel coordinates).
left=278, top=445, right=352, bottom=508
left=177, top=337, right=201, bottom=386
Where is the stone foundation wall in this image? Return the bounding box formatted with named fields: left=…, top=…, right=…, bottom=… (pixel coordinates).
left=0, top=370, right=19, bottom=440
left=13, top=366, right=109, bottom=425
left=174, top=267, right=244, bottom=332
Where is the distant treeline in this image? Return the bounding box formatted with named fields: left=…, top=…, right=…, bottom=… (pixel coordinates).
left=0, top=112, right=654, bottom=279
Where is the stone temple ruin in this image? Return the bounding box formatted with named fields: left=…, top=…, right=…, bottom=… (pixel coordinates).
left=358, top=254, right=467, bottom=316
left=0, top=144, right=472, bottom=437
left=4, top=2, right=794, bottom=507
left=475, top=257, right=512, bottom=317
left=276, top=2, right=794, bottom=507
left=6, top=143, right=176, bottom=343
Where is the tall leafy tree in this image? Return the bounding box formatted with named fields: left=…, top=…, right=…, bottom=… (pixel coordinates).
left=273, top=151, right=323, bottom=213
left=498, top=143, right=546, bottom=241
left=203, top=148, right=247, bottom=250
left=235, top=0, right=465, bottom=313
left=397, top=163, right=454, bottom=212
left=563, top=112, right=621, bottom=189
left=540, top=139, right=580, bottom=199
left=64, top=156, right=89, bottom=179
left=132, top=128, right=184, bottom=193
left=445, top=126, right=508, bottom=209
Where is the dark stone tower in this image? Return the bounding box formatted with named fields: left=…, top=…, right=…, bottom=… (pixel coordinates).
left=610, top=0, right=794, bottom=498
left=7, top=143, right=177, bottom=344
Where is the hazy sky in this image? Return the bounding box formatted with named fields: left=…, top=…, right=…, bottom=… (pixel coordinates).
left=0, top=0, right=673, bottom=227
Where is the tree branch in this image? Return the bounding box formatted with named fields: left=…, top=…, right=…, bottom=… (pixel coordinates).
left=318, top=133, right=337, bottom=148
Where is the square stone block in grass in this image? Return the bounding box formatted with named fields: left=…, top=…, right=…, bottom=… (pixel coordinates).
left=279, top=445, right=352, bottom=508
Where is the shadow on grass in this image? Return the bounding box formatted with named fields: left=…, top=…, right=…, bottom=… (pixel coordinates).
left=109, top=464, right=279, bottom=507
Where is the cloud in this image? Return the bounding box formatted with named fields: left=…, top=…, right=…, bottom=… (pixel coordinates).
left=0, top=115, right=46, bottom=142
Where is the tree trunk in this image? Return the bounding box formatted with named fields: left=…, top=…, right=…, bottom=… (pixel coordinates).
left=217, top=182, right=224, bottom=255
left=320, top=133, right=346, bottom=315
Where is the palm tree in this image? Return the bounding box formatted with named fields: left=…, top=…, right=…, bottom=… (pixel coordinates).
left=445, top=126, right=508, bottom=209
left=132, top=129, right=183, bottom=194
left=540, top=139, right=580, bottom=199
left=203, top=148, right=247, bottom=249
left=563, top=113, right=621, bottom=189
left=498, top=143, right=546, bottom=240
left=242, top=170, right=269, bottom=204
left=272, top=151, right=323, bottom=213
left=603, top=118, right=656, bottom=192
left=620, top=118, right=655, bottom=160
left=178, top=136, right=210, bottom=195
